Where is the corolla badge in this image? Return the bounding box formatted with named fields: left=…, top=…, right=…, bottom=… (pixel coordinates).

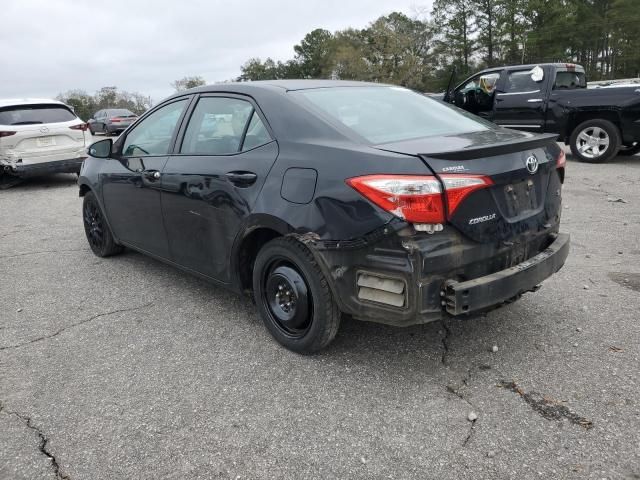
left=525, top=154, right=539, bottom=174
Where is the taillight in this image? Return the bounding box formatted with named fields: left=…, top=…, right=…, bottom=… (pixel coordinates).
left=440, top=174, right=494, bottom=216
left=556, top=149, right=566, bottom=168
left=346, top=174, right=493, bottom=224
left=0, top=131, right=17, bottom=137
left=69, top=123, right=88, bottom=131
left=111, top=117, right=121, bottom=123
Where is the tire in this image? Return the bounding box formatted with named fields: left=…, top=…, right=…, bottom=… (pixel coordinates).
left=103, top=124, right=110, bottom=136
left=252, top=237, right=341, bottom=354
left=569, top=119, right=621, bottom=163
left=82, top=191, right=123, bottom=257
left=618, top=142, right=640, bottom=156
left=0, top=172, right=23, bottom=190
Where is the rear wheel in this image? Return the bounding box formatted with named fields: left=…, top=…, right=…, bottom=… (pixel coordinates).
left=252, top=237, right=340, bottom=354
left=569, top=119, right=621, bottom=163
left=83, top=191, right=122, bottom=257
left=619, top=142, right=640, bottom=156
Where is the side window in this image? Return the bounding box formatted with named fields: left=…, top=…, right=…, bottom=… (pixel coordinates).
left=122, top=99, right=188, bottom=157
left=505, top=70, right=543, bottom=93
left=180, top=97, right=254, bottom=155
left=241, top=111, right=271, bottom=151
left=554, top=71, right=587, bottom=90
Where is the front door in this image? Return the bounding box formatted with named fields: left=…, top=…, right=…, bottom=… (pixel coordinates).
left=493, top=68, right=547, bottom=131
left=101, top=97, right=190, bottom=258
left=160, top=95, right=278, bottom=282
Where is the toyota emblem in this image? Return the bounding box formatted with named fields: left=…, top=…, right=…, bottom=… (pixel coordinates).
left=39, top=126, right=49, bottom=134
left=525, top=155, right=539, bottom=174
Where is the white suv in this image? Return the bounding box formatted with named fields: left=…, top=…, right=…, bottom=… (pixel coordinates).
left=0, top=98, right=92, bottom=188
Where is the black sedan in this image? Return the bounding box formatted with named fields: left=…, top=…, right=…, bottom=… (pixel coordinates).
left=79, top=80, right=569, bottom=353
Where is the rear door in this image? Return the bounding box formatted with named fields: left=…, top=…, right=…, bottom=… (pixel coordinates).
left=493, top=67, right=549, bottom=131
left=160, top=94, right=278, bottom=282
left=101, top=97, right=191, bottom=258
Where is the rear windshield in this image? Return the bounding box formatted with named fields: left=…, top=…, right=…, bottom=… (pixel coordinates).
left=108, top=109, right=136, bottom=117
left=0, top=104, right=77, bottom=125
left=292, top=86, right=490, bottom=144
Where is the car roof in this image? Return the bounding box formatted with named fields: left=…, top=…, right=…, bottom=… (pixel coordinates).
left=179, top=79, right=393, bottom=97
left=475, top=63, right=586, bottom=75
left=0, top=98, right=68, bottom=108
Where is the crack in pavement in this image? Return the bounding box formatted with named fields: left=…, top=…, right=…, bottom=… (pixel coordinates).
left=0, top=302, right=154, bottom=351
left=440, top=320, right=452, bottom=366
left=439, top=320, right=480, bottom=447
left=498, top=380, right=593, bottom=429
left=0, top=401, right=71, bottom=479
left=0, top=249, right=88, bottom=260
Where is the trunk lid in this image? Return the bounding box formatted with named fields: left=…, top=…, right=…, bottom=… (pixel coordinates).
left=376, top=130, right=563, bottom=243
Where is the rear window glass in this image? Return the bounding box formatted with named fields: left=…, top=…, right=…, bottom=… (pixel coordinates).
left=505, top=71, right=543, bottom=93
left=108, top=109, right=136, bottom=117
left=292, top=86, right=489, bottom=144
left=0, top=104, right=77, bottom=125
left=554, top=71, right=586, bottom=90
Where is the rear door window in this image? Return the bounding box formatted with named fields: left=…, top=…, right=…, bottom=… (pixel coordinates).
left=0, top=104, right=77, bottom=125
left=505, top=70, right=543, bottom=93
left=553, top=71, right=586, bottom=90
left=180, top=97, right=259, bottom=155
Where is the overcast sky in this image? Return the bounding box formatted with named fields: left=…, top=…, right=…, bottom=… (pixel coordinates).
left=2, top=0, right=431, bottom=102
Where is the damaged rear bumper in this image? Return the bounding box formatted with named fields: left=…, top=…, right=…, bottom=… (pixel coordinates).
left=442, top=233, right=570, bottom=315
left=1, top=158, right=85, bottom=178
left=310, top=228, right=570, bottom=327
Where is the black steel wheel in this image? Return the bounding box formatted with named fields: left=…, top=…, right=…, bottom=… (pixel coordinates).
left=253, top=237, right=340, bottom=353
left=82, top=191, right=122, bottom=257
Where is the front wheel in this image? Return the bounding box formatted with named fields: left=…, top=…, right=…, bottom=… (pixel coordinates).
left=569, top=119, right=621, bottom=163
left=253, top=237, right=340, bottom=354
left=82, top=191, right=122, bottom=257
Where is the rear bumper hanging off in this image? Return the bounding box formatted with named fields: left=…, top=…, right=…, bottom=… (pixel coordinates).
left=442, top=233, right=570, bottom=315
left=1, top=158, right=85, bottom=178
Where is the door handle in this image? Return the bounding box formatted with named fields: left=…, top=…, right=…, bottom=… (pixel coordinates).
left=527, top=98, right=544, bottom=103
left=225, top=171, right=257, bottom=187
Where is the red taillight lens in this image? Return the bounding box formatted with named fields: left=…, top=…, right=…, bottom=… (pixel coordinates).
left=347, top=175, right=445, bottom=223
left=111, top=117, right=121, bottom=122
left=0, top=131, right=17, bottom=137
left=346, top=174, right=493, bottom=223
left=556, top=149, right=566, bottom=168
left=69, top=123, right=88, bottom=131
left=440, top=174, right=494, bottom=216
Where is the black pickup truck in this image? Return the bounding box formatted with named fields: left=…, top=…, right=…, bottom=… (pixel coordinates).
left=443, top=63, right=640, bottom=163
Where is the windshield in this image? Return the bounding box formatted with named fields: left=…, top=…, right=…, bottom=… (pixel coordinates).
left=0, top=104, right=77, bottom=125
left=293, top=86, right=490, bottom=144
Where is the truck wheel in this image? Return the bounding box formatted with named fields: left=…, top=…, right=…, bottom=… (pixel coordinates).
left=82, top=191, right=123, bottom=257
left=252, top=237, right=341, bottom=354
left=570, top=119, right=621, bottom=163
left=619, top=142, right=640, bottom=156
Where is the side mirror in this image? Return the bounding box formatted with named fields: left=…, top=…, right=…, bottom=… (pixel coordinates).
left=88, top=139, right=113, bottom=158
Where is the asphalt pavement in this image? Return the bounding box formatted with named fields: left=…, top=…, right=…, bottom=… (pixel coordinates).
left=1, top=150, right=639, bottom=479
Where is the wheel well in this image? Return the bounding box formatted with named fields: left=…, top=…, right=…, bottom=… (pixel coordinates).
left=79, top=184, right=90, bottom=197
left=567, top=111, right=621, bottom=142
left=237, top=228, right=282, bottom=291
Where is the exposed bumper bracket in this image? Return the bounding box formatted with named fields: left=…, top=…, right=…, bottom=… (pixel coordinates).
left=443, top=233, right=570, bottom=315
